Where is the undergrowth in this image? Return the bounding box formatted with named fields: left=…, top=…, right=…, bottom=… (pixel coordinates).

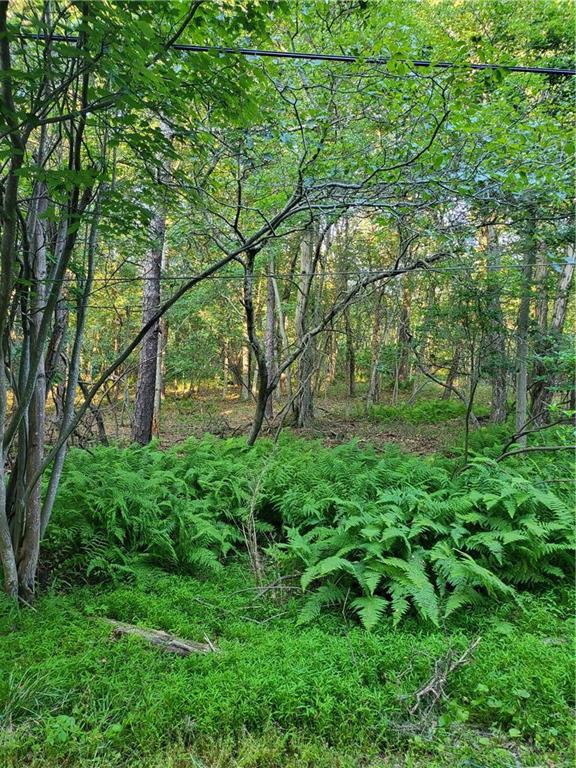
left=44, top=432, right=574, bottom=630
left=365, top=400, right=490, bottom=424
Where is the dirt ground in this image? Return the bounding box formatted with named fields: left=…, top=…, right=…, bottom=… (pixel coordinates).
left=94, top=389, right=465, bottom=455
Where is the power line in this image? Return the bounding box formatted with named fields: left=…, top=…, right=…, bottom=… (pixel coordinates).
left=20, top=34, right=576, bottom=76
left=20, top=262, right=562, bottom=289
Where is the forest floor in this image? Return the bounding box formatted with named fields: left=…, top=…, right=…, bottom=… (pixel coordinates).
left=1, top=565, right=573, bottom=768
left=2, top=388, right=573, bottom=768
left=97, top=383, right=479, bottom=455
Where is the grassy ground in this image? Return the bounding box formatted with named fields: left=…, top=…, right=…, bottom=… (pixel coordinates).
left=1, top=563, right=573, bottom=767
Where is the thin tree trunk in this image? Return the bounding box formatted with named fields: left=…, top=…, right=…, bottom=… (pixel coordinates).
left=132, top=121, right=171, bottom=445
left=397, top=276, right=411, bottom=386
left=367, top=288, right=386, bottom=407
left=272, top=274, right=291, bottom=400
left=294, top=226, right=315, bottom=427
left=264, top=258, right=276, bottom=419
left=530, top=243, right=575, bottom=423
left=222, top=339, right=229, bottom=399
left=245, top=251, right=269, bottom=446
left=16, top=180, right=49, bottom=600
left=515, top=213, right=537, bottom=446
left=240, top=343, right=251, bottom=401
left=40, top=196, right=101, bottom=537
left=153, top=249, right=168, bottom=437
left=441, top=350, right=460, bottom=401
left=485, top=224, right=507, bottom=423
left=132, top=210, right=165, bottom=444
left=344, top=308, right=356, bottom=398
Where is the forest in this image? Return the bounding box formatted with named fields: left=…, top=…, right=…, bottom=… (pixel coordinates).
left=0, top=1, right=574, bottom=767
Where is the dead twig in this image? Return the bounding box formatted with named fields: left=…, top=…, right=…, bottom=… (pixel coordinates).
left=410, top=636, right=481, bottom=716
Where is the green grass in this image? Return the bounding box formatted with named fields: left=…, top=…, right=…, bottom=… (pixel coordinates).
left=364, top=400, right=491, bottom=425
left=1, top=564, right=574, bottom=767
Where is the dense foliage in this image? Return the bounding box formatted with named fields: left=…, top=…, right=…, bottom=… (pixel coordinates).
left=45, top=434, right=573, bottom=630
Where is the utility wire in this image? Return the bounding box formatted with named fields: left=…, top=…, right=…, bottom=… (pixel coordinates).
left=19, top=262, right=566, bottom=285
left=20, top=34, right=576, bottom=76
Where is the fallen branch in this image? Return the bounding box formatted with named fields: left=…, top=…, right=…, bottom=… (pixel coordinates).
left=410, top=636, right=481, bottom=715
left=106, top=619, right=218, bottom=656
left=496, top=444, right=576, bottom=462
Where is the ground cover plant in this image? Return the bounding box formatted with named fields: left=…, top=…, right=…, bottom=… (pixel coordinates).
left=44, top=435, right=573, bottom=630
left=2, top=431, right=572, bottom=766
left=1, top=565, right=574, bottom=767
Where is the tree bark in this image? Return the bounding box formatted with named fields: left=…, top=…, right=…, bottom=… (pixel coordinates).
left=245, top=250, right=269, bottom=446
left=485, top=224, right=508, bottom=423
left=240, top=343, right=251, bottom=401
left=366, top=288, right=386, bottom=407
left=515, top=212, right=537, bottom=446
left=397, top=276, right=411, bottom=386
left=530, top=243, right=575, bottom=423
left=132, top=210, right=166, bottom=444
left=264, top=258, right=276, bottom=419
left=294, top=226, right=316, bottom=427
left=132, top=121, right=171, bottom=445
left=344, top=308, right=356, bottom=398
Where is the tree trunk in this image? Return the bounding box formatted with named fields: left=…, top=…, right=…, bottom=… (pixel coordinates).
left=515, top=213, right=537, bottom=446
left=294, top=226, right=316, bottom=428
left=264, top=259, right=276, bottom=419
left=397, top=277, right=411, bottom=385
left=132, top=121, right=171, bottom=445
left=272, top=274, right=291, bottom=400
left=222, top=339, right=229, bottom=400
left=344, top=308, right=356, bottom=398
left=366, top=288, right=385, bottom=407
left=132, top=210, right=165, bottom=444
left=530, top=243, right=575, bottom=423
left=245, top=251, right=269, bottom=446
left=240, top=343, right=251, bottom=401
left=16, top=183, right=48, bottom=601
left=441, top=350, right=460, bottom=400
left=485, top=224, right=508, bottom=423
left=152, top=247, right=169, bottom=438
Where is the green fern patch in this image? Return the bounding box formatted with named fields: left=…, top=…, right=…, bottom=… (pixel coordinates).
left=45, top=434, right=574, bottom=630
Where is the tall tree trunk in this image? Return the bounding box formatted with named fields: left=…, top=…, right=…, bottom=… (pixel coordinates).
left=294, top=226, right=316, bottom=428
left=397, top=276, right=411, bottom=385
left=16, top=181, right=48, bottom=601
left=132, top=210, right=165, bottom=444
left=240, top=343, right=251, bottom=401
left=245, top=250, right=269, bottom=446
left=366, top=288, right=385, bottom=407
left=272, top=274, right=291, bottom=400
left=132, top=121, right=171, bottom=445
left=264, top=258, right=276, bottom=419
left=344, top=308, right=356, bottom=398
left=152, top=249, right=168, bottom=438
left=515, top=212, right=537, bottom=446
left=484, top=224, right=508, bottom=423
left=530, top=243, right=575, bottom=423
left=222, top=338, right=229, bottom=400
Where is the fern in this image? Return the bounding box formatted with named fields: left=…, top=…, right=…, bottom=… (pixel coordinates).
left=45, top=434, right=573, bottom=631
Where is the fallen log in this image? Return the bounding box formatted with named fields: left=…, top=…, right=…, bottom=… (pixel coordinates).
left=105, top=619, right=218, bottom=656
